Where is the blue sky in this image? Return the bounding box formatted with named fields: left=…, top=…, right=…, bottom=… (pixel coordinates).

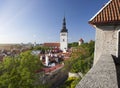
left=0, top=0, right=108, bottom=44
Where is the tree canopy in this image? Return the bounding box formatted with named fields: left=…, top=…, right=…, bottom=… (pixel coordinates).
left=0, top=51, right=44, bottom=88
left=61, top=41, right=95, bottom=88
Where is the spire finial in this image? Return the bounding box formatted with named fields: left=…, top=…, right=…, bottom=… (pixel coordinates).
left=63, top=11, right=66, bottom=23
left=62, top=16, right=66, bottom=29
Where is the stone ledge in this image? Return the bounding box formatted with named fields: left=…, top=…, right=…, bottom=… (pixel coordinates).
left=76, top=54, right=118, bottom=88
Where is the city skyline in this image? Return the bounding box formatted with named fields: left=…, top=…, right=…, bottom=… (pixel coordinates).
left=0, top=0, right=108, bottom=44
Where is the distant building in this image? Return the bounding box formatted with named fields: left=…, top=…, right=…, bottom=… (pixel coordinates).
left=34, top=42, right=36, bottom=46
left=60, top=17, right=68, bottom=52
left=79, top=38, right=84, bottom=45
left=43, top=17, right=68, bottom=53
left=43, top=43, right=60, bottom=49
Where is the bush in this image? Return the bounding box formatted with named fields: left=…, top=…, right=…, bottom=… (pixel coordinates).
left=62, top=41, right=95, bottom=87
left=60, top=77, right=81, bottom=88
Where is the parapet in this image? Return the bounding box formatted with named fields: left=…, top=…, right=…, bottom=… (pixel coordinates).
left=76, top=54, right=118, bottom=88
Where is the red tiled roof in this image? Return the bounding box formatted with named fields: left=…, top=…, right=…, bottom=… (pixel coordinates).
left=44, top=43, right=60, bottom=47
left=79, top=38, right=84, bottom=42
left=89, top=0, right=120, bottom=25
left=36, top=64, right=63, bottom=73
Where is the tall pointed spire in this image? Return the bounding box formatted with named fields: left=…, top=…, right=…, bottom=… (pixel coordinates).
left=61, top=17, right=68, bottom=32
left=63, top=17, right=66, bottom=28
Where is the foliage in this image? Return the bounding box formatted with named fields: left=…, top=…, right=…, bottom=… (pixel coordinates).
left=33, top=46, right=50, bottom=51
left=62, top=41, right=94, bottom=88
left=33, top=46, right=50, bottom=54
left=60, top=77, right=81, bottom=88
left=0, top=51, right=47, bottom=88
left=70, top=55, right=94, bottom=73
left=64, top=41, right=94, bottom=73
left=68, top=42, right=78, bottom=48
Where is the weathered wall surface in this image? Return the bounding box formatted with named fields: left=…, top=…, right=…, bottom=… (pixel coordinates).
left=76, top=54, right=118, bottom=88
left=42, top=67, right=68, bottom=88
left=94, top=25, right=119, bottom=65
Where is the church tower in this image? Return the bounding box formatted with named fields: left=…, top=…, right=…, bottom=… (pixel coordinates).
left=60, top=17, right=68, bottom=52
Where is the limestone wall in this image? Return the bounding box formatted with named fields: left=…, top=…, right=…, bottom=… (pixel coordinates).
left=76, top=54, right=118, bottom=88
left=94, top=25, right=118, bottom=65
left=42, top=67, right=68, bottom=88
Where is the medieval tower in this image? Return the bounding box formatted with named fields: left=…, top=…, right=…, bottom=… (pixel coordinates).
left=60, top=17, right=68, bottom=52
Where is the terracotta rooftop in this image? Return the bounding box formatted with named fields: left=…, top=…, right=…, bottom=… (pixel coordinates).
left=36, top=64, right=63, bottom=74
left=89, top=0, right=120, bottom=25
left=79, top=38, right=84, bottom=42
left=44, top=43, right=60, bottom=47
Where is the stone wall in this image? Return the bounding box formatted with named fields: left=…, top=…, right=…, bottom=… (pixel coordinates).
left=94, top=25, right=119, bottom=65
left=42, top=67, right=68, bottom=88
left=75, top=54, right=118, bottom=88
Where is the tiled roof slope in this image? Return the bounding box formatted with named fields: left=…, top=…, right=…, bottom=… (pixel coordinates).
left=89, top=0, right=120, bottom=25
left=44, top=43, right=60, bottom=47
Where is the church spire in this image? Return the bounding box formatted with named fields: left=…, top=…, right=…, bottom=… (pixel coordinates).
left=61, top=17, right=68, bottom=32
left=63, top=17, right=66, bottom=28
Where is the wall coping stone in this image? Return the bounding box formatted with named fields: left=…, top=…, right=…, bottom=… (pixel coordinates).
left=76, top=54, right=118, bottom=88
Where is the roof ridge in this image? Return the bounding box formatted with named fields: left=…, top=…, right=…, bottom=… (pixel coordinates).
left=89, top=0, right=112, bottom=21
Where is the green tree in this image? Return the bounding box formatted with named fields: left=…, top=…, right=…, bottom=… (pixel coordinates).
left=68, top=42, right=78, bottom=48
left=0, top=51, right=45, bottom=88
left=69, top=41, right=94, bottom=74
left=33, top=46, right=42, bottom=50
left=60, top=77, right=81, bottom=88
left=62, top=41, right=95, bottom=87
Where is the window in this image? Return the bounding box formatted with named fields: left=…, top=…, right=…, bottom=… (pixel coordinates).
left=61, top=34, right=66, bottom=36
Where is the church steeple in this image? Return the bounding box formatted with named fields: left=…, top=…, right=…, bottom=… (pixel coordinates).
left=61, top=17, right=68, bottom=32
left=60, top=17, right=68, bottom=52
